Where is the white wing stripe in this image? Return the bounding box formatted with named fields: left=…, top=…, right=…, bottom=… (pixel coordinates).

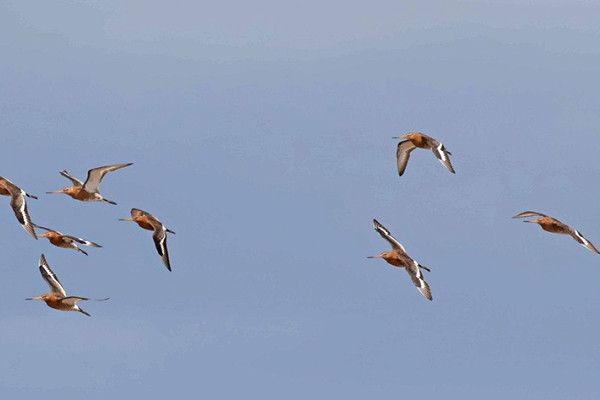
left=437, top=143, right=447, bottom=161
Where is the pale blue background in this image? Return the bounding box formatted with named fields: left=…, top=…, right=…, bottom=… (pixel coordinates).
left=1, top=1, right=599, bottom=398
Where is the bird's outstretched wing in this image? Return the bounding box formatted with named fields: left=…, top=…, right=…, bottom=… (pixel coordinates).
left=62, top=296, right=109, bottom=306
left=152, top=227, right=171, bottom=271
left=405, top=260, right=433, bottom=301
left=38, top=254, right=66, bottom=296
left=130, top=208, right=149, bottom=218
left=396, top=140, right=417, bottom=176
left=83, top=163, right=133, bottom=193
left=63, top=235, right=102, bottom=248
left=430, top=140, right=455, bottom=174
left=32, top=223, right=60, bottom=234
left=1, top=177, right=37, bottom=239
left=512, top=211, right=548, bottom=219
left=569, top=229, right=600, bottom=254
left=373, top=219, right=407, bottom=253
left=60, top=170, right=83, bottom=186
left=10, top=190, right=36, bottom=239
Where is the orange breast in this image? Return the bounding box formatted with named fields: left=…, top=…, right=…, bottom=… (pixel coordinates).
left=539, top=219, right=568, bottom=234
left=383, top=253, right=406, bottom=268
left=44, top=297, right=66, bottom=311
left=73, top=188, right=93, bottom=200
left=410, top=134, right=428, bottom=148
left=48, top=234, right=64, bottom=246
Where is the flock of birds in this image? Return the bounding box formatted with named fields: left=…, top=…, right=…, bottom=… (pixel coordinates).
left=368, top=133, right=599, bottom=301
left=2, top=133, right=597, bottom=313
left=0, top=163, right=176, bottom=317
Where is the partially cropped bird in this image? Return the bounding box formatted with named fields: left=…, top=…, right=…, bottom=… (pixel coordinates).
left=0, top=176, right=37, bottom=239
left=513, top=211, right=599, bottom=254
left=33, top=223, right=101, bottom=255
left=368, top=219, right=432, bottom=300
left=47, top=163, right=132, bottom=205
left=26, top=254, right=109, bottom=317
left=119, top=208, right=175, bottom=271
left=393, top=132, right=455, bottom=176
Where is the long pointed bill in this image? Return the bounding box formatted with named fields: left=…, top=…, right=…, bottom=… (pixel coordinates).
left=392, top=135, right=409, bottom=139
left=119, top=218, right=133, bottom=221
left=46, top=190, right=63, bottom=194
left=26, top=296, right=43, bottom=300
left=367, top=255, right=383, bottom=258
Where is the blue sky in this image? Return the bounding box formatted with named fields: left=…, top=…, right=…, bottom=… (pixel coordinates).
left=1, top=1, right=600, bottom=398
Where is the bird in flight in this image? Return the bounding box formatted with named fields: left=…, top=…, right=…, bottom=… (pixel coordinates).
left=393, top=132, right=455, bottom=176
left=33, top=223, right=101, bottom=255
left=47, top=163, right=133, bottom=205
left=0, top=176, right=38, bottom=239
left=119, top=208, right=175, bottom=271
left=26, top=254, right=109, bottom=316
left=368, top=219, right=432, bottom=300
left=513, top=211, right=599, bottom=254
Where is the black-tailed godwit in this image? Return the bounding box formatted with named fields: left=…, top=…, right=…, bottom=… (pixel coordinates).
left=368, top=219, right=432, bottom=300
left=26, top=254, right=109, bottom=316
left=393, top=132, right=455, bottom=176
left=34, top=223, right=101, bottom=255
left=513, top=211, right=599, bottom=254
left=0, top=176, right=37, bottom=239
left=47, top=163, right=132, bottom=205
left=119, top=208, right=175, bottom=271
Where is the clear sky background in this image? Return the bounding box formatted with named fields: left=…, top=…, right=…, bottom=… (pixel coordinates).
left=1, top=1, right=600, bottom=398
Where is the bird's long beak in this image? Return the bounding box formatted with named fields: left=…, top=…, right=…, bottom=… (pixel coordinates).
left=119, top=217, right=133, bottom=221
left=523, top=220, right=535, bottom=223
left=46, top=190, right=62, bottom=194
left=26, top=296, right=43, bottom=300
left=392, top=134, right=409, bottom=139
left=37, top=233, right=49, bottom=238
left=367, top=254, right=382, bottom=259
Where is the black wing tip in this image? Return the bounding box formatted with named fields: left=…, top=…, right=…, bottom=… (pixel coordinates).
left=163, top=255, right=172, bottom=271
left=163, top=261, right=172, bottom=272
